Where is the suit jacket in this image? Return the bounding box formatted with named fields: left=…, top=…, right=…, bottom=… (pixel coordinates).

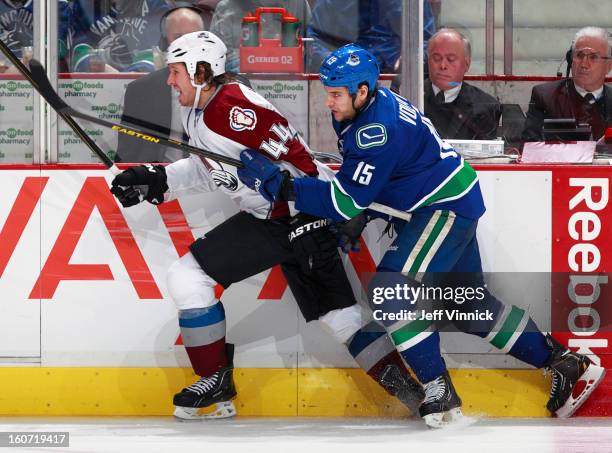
left=522, top=79, right=612, bottom=142
left=423, top=80, right=502, bottom=140
left=115, top=67, right=188, bottom=163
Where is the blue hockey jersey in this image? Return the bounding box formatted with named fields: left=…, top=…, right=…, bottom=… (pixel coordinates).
left=68, top=0, right=169, bottom=72
left=294, top=87, right=486, bottom=222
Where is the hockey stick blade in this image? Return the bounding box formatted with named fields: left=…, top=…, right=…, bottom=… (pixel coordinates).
left=28, top=59, right=71, bottom=113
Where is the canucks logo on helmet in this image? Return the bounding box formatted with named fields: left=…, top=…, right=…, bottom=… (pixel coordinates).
left=347, top=54, right=360, bottom=66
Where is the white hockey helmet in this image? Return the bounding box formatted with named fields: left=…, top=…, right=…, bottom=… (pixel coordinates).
left=166, top=31, right=227, bottom=83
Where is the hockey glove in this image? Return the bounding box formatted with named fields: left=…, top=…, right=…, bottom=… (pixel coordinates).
left=333, top=212, right=368, bottom=253
left=288, top=213, right=339, bottom=273
left=238, top=149, right=295, bottom=203
left=110, top=164, right=168, bottom=208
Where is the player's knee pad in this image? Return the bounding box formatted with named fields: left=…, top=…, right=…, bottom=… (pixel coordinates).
left=318, top=304, right=369, bottom=344
left=166, top=252, right=218, bottom=311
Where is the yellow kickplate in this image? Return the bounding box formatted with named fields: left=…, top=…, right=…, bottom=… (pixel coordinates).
left=0, top=368, right=549, bottom=417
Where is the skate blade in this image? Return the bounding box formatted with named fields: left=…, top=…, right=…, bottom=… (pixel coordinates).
left=423, top=407, right=463, bottom=429
left=174, top=401, right=237, bottom=420
left=555, top=364, right=606, bottom=418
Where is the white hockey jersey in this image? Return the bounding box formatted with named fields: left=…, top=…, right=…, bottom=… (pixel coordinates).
left=164, top=82, right=319, bottom=219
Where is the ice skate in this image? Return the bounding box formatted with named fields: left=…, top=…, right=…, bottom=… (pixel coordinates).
left=419, top=371, right=462, bottom=428
left=173, top=344, right=237, bottom=420
left=378, top=364, right=425, bottom=415
left=544, top=334, right=605, bottom=418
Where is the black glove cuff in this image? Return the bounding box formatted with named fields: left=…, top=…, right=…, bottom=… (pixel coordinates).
left=144, top=165, right=168, bottom=205
left=279, top=171, right=296, bottom=201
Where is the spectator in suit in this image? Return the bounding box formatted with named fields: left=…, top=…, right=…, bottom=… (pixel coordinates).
left=115, top=5, right=204, bottom=163
left=423, top=28, right=501, bottom=140
left=522, top=26, right=611, bottom=142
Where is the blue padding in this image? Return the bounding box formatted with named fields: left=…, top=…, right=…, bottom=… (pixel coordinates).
left=178, top=302, right=225, bottom=328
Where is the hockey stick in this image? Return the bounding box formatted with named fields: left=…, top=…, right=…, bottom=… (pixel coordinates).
left=1, top=46, right=411, bottom=222
left=0, top=39, right=122, bottom=174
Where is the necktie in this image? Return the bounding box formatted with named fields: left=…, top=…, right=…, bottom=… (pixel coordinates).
left=435, top=90, right=446, bottom=104
left=584, top=93, right=596, bottom=105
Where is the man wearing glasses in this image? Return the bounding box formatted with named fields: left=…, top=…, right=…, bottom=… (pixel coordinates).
left=522, top=26, right=611, bottom=142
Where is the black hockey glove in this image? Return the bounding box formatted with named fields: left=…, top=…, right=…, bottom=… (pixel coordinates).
left=333, top=212, right=369, bottom=253
left=110, top=164, right=168, bottom=208
left=288, top=213, right=339, bottom=273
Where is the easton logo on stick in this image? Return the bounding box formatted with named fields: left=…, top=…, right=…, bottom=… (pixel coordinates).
left=111, top=125, right=160, bottom=143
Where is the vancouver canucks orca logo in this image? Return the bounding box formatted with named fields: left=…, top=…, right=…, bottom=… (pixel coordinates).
left=211, top=170, right=239, bottom=191
left=356, top=123, right=387, bottom=149
left=347, top=54, right=360, bottom=66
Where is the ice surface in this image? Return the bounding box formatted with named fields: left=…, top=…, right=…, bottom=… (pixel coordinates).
left=0, top=416, right=611, bottom=453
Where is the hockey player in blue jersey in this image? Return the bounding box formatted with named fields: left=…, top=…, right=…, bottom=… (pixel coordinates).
left=237, top=44, right=605, bottom=428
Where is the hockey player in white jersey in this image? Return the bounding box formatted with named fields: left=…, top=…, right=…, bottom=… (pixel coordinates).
left=109, top=31, right=424, bottom=420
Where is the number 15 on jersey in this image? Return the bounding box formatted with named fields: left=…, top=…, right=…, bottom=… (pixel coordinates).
left=352, top=161, right=375, bottom=185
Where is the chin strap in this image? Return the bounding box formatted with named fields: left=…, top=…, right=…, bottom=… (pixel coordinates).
left=190, top=76, right=210, bottom=110
left=192, top=83, right=207, bottom=110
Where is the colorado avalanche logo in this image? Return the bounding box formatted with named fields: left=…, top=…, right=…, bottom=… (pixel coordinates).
left=211, top=169, right=239, bottom=191
left=229, top=106, right=257, bottom=132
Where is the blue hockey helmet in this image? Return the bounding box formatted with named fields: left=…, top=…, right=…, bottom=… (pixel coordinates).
left=319, top=44, right=380, bottom=95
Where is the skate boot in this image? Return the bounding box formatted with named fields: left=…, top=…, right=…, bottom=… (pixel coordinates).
left=544, top=334, right=605, bottom=418
left=419, top=371, right=462, bottom=428
left=378, top=364, right=425, bottom=415
left=173, top=343, right=237, bottom=420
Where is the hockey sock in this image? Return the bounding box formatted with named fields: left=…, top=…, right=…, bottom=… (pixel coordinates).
left=348, top=320, right=445, bottom=385
left=179, top=302, right=227, bottom=377
left=474, top=304, right=550, bottom=368
left=346, top=321, right=409, bottom=389
left=396, top=330, right=446, bottom=384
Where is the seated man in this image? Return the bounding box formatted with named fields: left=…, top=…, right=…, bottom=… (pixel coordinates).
left=522, top=26, right=611, bottom=142
left=423, top=28, right=501, bottom=140
left=115, top=5, right=205, bottom=163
